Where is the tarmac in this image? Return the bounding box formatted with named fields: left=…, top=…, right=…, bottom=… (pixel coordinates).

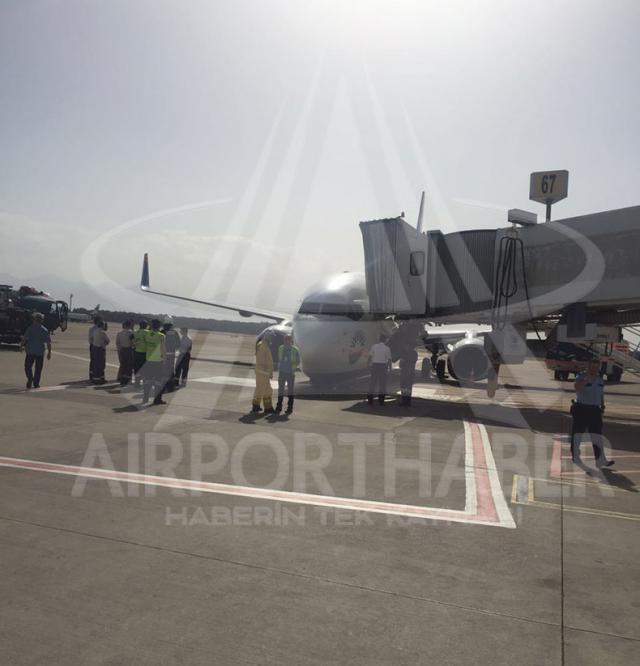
left=0, top=322, right=638, bottom=665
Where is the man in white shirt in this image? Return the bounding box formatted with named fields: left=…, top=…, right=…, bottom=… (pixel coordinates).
left=88, top=317, right=103, bottom=381
left=91, top=321, right=110, bottom=384
left=367, top=335, right=393, bottom=405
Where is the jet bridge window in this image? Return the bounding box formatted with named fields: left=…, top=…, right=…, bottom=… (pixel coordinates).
left=410, top=251, right=425, bottom=276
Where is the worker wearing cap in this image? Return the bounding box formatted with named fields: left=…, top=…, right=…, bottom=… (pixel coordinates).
left=571, top=357, right=614, bottom=468
left=20, top=312, right=51, bottom=389
left=252, top=338, right=274, bottom=413
left=142, top=319, right=166, bottom=405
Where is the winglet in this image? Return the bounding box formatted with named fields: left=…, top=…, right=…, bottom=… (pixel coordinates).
left=141, top=253, right=150, bottom=290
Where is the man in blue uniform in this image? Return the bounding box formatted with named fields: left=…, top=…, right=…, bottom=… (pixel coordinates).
left=20, top=313, right=51, bottom=389
left=571, top=358, right=614, bottom=468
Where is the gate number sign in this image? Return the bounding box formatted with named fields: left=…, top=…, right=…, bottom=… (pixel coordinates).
left=529, top=170, right=569, bottom=205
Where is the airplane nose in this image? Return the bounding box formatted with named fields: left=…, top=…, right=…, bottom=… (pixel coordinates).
left=294, top=317, right=346, bottom=376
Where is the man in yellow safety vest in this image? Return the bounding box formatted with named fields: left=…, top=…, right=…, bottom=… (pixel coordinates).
left=143, top=319, right=166, bottom=405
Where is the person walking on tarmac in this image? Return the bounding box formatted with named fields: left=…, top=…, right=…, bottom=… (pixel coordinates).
left=275, top=335, right=300, bottom=414
left=175, top=327, right=192, bottom=387
left=142, top=319, right=167, bottom=405
left=162, top=322, right=180, bottom=393
left=91, top=320, right=110, bottom=384
left=367, top=335, right=392, bottom=405
left=88, top=316, right=103, bottom=382
left=115, top=320, right=134, bottom=386
left=571, top=357, right=615, bottom=468
left=398, top=346, right=418, bottom=406
left=20, top=312, right=51, bottom=389
left=252, top=337, right=274, bottom=413
left=132, top=320, right=148, bottom=387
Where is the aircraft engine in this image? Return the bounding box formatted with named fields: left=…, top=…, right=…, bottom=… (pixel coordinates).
left=446, top=336, right=490, bottom=382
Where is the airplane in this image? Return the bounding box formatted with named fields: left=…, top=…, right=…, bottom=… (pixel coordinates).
left=140, top=254, right=490, bottom=385
left=67, top=304, right=101, bottom=323
left=139, top=195, right=492, bottom=385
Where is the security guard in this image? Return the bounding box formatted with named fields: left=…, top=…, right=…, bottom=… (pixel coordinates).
left=571, top=358, right=614, bottom=468
left=252, top=338, right=274, bottom=413
left=275, top=335, right=300, bottom=414
left=142, top=319, right=166, bottom=405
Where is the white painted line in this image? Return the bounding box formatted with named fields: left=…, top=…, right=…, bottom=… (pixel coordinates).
left=193, top=375, right=277, bottom=389
left=23, top=385, right=68, bottom=393
left=0, top=421, right=515, bottom=528
left=463, top=419, right=477, bottom=515
left=53, top=351, right=119, bottom=369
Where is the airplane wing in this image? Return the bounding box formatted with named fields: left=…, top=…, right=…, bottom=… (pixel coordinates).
left=139, top=254, right=288, bottom=323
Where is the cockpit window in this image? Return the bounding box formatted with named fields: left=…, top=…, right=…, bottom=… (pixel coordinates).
left=298, top=299, right=365, bottom=320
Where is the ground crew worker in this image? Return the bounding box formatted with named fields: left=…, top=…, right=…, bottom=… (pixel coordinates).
left=162, top=322, right=180, bottom=393
left=367, top=334, right=392, bottom=405
left=398, top=346, right=418, bottom=406
left=175, top=327, right=192, bottom=387
left=88, top=316, right=103, bottom=381
left=91, top=320, right=109, bottom=384
left=571, top=357, right=615, bottom=468
left=132, top=320, right=148, bottom=386
left=275, top=335, right=300, bottom=414
left=252, top=338, right=274, bottom=413
left=20, top=313, right=51, bottom=389
left=115, top=320, right=134, bottom=386
left=142, top=319, right=166, bottom=405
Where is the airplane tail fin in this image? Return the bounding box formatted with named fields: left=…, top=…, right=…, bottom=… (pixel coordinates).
left=141, top=253, right=150, bottom=290
left=416, top=190, right=425, bottom=233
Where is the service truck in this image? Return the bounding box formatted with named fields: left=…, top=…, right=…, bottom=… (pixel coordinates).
left=0, top=285, right=68, bottom=344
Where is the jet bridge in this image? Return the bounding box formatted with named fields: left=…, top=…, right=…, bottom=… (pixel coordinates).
left=360, top=205, right=640, bottom=327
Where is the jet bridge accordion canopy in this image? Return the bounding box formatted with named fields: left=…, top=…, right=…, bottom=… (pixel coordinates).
left=359, top=206, right=640, bottom=324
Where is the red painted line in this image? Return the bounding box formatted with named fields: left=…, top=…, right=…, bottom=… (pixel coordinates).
left=550, top=435, right=563, bottom=479
left=467, top=421, right=498, bottom=524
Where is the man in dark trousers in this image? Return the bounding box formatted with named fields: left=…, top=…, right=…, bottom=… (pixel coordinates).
left=162, top=322, right=180, bottom=393
left=275, top=335, right=300, bottom=414
left=175, top=327, right=192, bottom=387
left=20, top=313, right=51, bottom=389
left=115, top=320, right=134, bottom=386
left=88, top=316, right=103, bottom=382
left=398, top=346, right=418, bottom=406
left=132, top=320, right=148, bottom=387
left=367, top=334, right=393, bottom=405
left=571, top=358, right=615, bottom=468
left=142, top=319, right=166, bottom=405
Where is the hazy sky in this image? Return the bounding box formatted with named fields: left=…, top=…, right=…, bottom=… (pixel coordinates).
left=1, top=0, right=639, bottom=314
